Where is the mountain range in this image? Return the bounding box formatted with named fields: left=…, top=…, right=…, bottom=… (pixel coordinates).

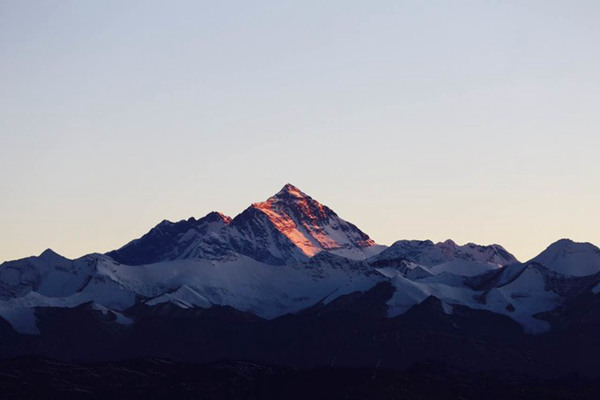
left=1, top=184, right=600, bottom=378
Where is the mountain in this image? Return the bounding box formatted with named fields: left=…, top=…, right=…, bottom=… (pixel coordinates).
left=107, top=211, right=232, bottom=265
left=107, top=184, right=384, bottom=265
left=1, top=185, right=600, bottom=379
left=370, top=239, right=517, bottom=273
left=217, top=184, right=385, bottom=264
left=2, top=236, right=595, bottom=336
left=530, top=238, right=600, bottom=277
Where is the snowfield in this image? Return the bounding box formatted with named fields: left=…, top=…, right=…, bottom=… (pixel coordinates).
left=1, top=184, right=600, bottom=338
left=2, top=238, right=599, bottom=335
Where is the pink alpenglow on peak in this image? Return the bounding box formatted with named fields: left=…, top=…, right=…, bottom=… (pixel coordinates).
left=273, top=183, right=307, bottom=199
left=248, top=184, right=380, bottom=259
left=108, top=183, right=385, bottom=266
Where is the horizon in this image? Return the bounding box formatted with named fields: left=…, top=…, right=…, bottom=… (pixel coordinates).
left=1, top=1, right=599, bottom=263
left=0, top=181, right=594, bottom=264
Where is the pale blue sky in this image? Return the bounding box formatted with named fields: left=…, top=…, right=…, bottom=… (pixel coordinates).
left=1, top=0, right=599, bottom=262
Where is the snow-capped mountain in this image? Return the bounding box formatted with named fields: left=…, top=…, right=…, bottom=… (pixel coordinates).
left=1, top=184, right=600, bottom=376
left=216, top=184, right=385, bottom=264
left=371, top=239, right=517, bottom=268
left=108, top=184, right=384, bottom=266
left=0, top=250, right=384, bottom=334
left=530, top=238, right=600, bottom=277
left=107, top=211, right=232, bottom=265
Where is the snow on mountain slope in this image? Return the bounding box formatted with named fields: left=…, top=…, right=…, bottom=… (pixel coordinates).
left=530, top=239, right=600, bottom=277
left=479, top=263, right=570, bottom=333
left=377, top=256, right=600, bottom=334
left=145, top=285, right=212, bottom=309
left=427, top=260, right=500, bottom=277
left=0, top=289, right=134, bottom=335
left=0, top=249, right=97, bottom=299
left=329, top=244, right=387, bottom=261
left=212, top=184, right=382, bottom=264
left=257, top=184, right=376, bottom=253
left=374, top=260, right=496, bottom=287
left=464, top=263, right=528, bottom=292
left=440, top=240, right=518, bottom=265
left=372, top=239, right=517, bottom=268
left=105, top=184, right=383, bottom=266
left=107, top=212, right=232, bottom=265
left=385, top=274, right=431, bottom=316
left=370, top=240, right=447, bottom=266
left=0, top=251, right=143, bottom=333
left=0, top=290, right=135, bottom=335
left=1, top=184, right=599, bottom=338
left=469, top=261, right=600, bottom=333
left=2, top=242, right=599, bottom=335
left=384, top=270, right=497, bottom=320
left=0, top=250, right=386, bottom=333
left=107, top=255, right=383, bottom=319
left=206, top=206, right=312, bottom=265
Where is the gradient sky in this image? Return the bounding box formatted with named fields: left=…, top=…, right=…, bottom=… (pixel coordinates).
left=1, top=1, right=599, bottom=263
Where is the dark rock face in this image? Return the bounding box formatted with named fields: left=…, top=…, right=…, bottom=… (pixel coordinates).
left=4, top=185, right=600, bottom=395
left=106, top=212, right=232, bottom=265
left=209, top=184, right=378, bottom=264
left=253, top=183, right=375, bottom=250
left=3, top=283, right=599, bottom=378
left=372, top=239, right=518, bottom=267
left=224, top=205, right=309, bottom=265
left=106, top=184, right=379, bottom=265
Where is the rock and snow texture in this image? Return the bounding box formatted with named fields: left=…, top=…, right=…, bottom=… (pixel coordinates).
left=3, top=239, right=600, bottom=336
left=107, top=184, right=384, bottom=266
left=0, top=251, right=385, bottom=333
left=530, top=239, right=600, bottom=277
left=219, top=184, right=384, bottom=264
left=107, top=212, right=232, bottom=265
left=145, top=285, right=212, bottom=309
left=250, top=184, right=379, bottom=257
left=1, top=184, right=599, bottom=338
left=371, top=239, right=517, bottom=267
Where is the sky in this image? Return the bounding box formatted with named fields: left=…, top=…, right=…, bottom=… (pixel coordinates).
left=1, top=0, right=599, bottom=263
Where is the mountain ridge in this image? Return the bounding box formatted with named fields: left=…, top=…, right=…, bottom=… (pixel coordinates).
left=1, top=184, right=600, bottom=377
left=107, top=183, right=382, bottom=265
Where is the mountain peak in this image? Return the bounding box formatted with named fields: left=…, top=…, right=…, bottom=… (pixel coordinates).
left=272, top=183, right=308, bottom=200
left=106, top=211, right=232, bottom=265
left=540, top=238, right=595, bottom=254
left=531, top=238, right=600, bottom=276
left=40, top=248, right=59, bottom=257
left=549, top=238, right=576, bottom=248
left=373, top=239, right=517, bottom=267
left=224, top=183, right=378, bottom=262
left=251, top=184, right=328, bottom=221
left=39, top=248, right=68, bottom=263
left=439, top=239, right=457, bottom=248
left=203, top=211, right=232, bottom=224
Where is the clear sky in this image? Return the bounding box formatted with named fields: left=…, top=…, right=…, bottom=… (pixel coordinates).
left=1, top=0, right=599, bottom=263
